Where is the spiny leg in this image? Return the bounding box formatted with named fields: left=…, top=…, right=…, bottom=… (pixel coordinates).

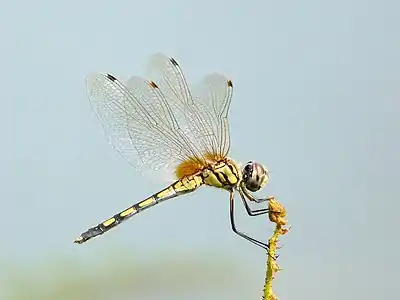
left=241, top=185, right=274, bottom=203
left=239, top=188, right=269, bottom=216
left=241, top=187, right=282, bottom=259
left=229, top=190, right=270, bottom=250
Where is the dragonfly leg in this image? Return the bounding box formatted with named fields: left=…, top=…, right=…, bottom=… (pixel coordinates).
left=241, top=185, right=274, bottom=204
left=229, top=191, right=270, bottom=250
left=238, top=188, right=269, bottom=216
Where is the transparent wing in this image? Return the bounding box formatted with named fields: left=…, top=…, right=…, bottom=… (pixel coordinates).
left=86, top=54, right=233, bottom=181
left=146, top=53, right=233, bottom=158
left=192, top=73, right=233, bottom=157
left=86, top=72, right=205, bottom=179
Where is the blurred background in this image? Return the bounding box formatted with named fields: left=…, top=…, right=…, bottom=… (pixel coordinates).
left=1, top=0, right=399, bottom=299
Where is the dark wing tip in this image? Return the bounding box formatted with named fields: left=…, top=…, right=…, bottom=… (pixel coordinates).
left=149, top=80, right=159, bottom=88
left=170, top=57, right=179, bottom=66
left=227, top=80, right=233, bottom=87
left=106, top=73, right=118, bottom=81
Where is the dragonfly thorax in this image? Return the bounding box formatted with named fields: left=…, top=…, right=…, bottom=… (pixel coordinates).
left=200, top=158, right=242, bottom=190
left=242, top=161, right=269, bottom=192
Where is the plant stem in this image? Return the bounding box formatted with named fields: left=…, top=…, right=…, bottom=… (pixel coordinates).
left=262, top=198, right=290, bottom=300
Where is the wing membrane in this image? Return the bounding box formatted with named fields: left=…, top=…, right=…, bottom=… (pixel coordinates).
left=192, top=73, right=233, bottom=157
left=146, top=53, right=233, bottom=158
left=87, top=73, right=201, bottom=177
left=86, top=54, right=233, bottom=180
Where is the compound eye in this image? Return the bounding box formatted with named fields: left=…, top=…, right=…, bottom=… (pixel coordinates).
left=244, top=163, right=252, bottom=172
left=242, top=162, right=268, bottom=192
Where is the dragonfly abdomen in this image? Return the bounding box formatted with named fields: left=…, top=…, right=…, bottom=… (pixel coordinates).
left=74, top=175, right=203, bottom=244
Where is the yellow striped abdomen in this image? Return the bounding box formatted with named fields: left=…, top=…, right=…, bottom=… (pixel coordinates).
left=74, top=174, right=203, bottom=244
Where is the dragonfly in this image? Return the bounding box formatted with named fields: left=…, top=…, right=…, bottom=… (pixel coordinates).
left=74, top=53, right=274, bottom=250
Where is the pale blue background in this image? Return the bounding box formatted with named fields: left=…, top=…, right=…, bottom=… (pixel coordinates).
left=1, top=0, right=399, bottom=299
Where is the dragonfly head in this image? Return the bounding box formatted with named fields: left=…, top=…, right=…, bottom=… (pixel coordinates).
left=242, top=161, right=269, bottom=192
